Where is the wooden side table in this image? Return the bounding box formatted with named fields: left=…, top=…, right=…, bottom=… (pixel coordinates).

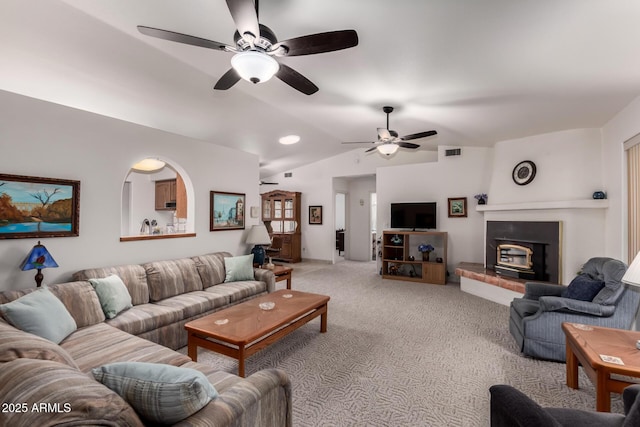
left=270, top=265, right=293, bottom=289
left=562, top=322, right=640, bottom=412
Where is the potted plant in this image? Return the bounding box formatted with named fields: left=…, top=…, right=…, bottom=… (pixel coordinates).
left=418, top=243, right=434, bottom=261
left=474, top=193, right=488, bottom=205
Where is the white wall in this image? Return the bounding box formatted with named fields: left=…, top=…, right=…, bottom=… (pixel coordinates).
left=262, top=148, right=438, bottom=262
left=602, top=95, right=640, bottom=262
left=377, top=146, right=494, bottom=278
left=0, top=90, right=260, bottom=291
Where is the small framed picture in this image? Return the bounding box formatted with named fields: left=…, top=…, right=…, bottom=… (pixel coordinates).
left=448, top=197, right=467, bottom=218
left=309, top=205, right=322, bottom=225
left=0, top=173, right=80, bottom=239
left=210, top=191, right=245, bottom=231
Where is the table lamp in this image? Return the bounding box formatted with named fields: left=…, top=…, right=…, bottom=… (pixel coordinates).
left=20, top=241, right=59, bottom=287
left=246, top=225, right=272, bottom=267
left=622, top=252, right=640, bottom=349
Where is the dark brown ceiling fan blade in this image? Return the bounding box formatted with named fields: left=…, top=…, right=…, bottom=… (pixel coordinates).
left=214, top=68, right=241, bottom=90
left=397, top=142, right=420, bottom=149
left=273, top=30, right=358, bottom=57
left=365, top=146, right=379, bottom=153
left=400, top=130, right=438, bottom=141
left=137, top=26, right=230, bottom=50
left=226, top=0, right=260, bottom=41
left=275, top=63, right=318, bottom=95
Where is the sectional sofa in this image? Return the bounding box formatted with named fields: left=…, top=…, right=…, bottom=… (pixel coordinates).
left=0, top=251, right=291, bottom=426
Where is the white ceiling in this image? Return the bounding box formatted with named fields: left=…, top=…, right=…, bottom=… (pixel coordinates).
left=3, top=1, right=640, bottom=177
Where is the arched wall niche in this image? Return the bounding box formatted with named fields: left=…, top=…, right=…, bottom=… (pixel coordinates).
left=120, top=157, right=195, bottom=241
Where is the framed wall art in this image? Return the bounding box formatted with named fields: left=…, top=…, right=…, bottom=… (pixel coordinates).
left=309, top=205, right=323, bottom=225
left=448, top=197, right=467, bottom=218
left=210, top=191, right=245, bottom=231
left=0, top=173, right=80, bottom=239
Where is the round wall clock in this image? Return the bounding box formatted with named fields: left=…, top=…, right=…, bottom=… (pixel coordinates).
left=512, top=160, right=537, bottom=185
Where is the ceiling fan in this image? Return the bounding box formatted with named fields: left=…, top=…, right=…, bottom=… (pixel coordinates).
left=137, top=0, right=358, bottom=95
left=259, top=180, right=278, bottom=186
left=342, top=106, right=438, bottom=155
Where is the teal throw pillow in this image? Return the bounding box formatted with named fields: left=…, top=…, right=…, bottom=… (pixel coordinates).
left=0, top=287, right=77, bottom=344
left=224, top=254, right=255, bottom=282
left=89, top=274, right=133, bottom=319
left=92, top=362, right=218, bottom=424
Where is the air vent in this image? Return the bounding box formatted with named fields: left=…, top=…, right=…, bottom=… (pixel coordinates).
left=445, top=148, right=461, bottom=157
left=284, top=172, right=293, bottom=178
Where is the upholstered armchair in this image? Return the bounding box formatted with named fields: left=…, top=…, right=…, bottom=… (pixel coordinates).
left=489, top=384, right=640, bottom=426
left=509, top=257, right=640, bottom=362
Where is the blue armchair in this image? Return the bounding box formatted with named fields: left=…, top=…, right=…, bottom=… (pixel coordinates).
left=509, top=257, right=640, bottom=362
left=490, top=384, right=640, bottom=426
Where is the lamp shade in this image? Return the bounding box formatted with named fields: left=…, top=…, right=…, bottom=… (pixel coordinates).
left=377, top=144, right=399, bottom=156
left=246, top=225, right=272, bottom=246
left=231, top=51, right=279, bottom=84
left=622, top=252, right=640, bottom=287
left=20, top=241, right=58, bottom=271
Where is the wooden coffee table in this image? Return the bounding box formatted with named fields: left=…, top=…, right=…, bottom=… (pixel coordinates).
left=185, top=290, right=329, bottom=377
left=562, top=322, right=640, bottom=411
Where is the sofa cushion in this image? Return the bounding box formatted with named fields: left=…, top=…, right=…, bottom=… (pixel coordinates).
left=60, top=323, right=191, bottom=373
left=155, top=291, right=230, bottom=318
left=0, top=358, right=144, bottom=427
left=144, top=258, right=204, bottom=302
left=0, top=287, right=77, bottom=344
left=562, top=275, right=605, bottom=301
left=205, top=280, right=268, bottom=303
left=105, top=303, right=184, bottom=336
left=0, top=281, right=105, bottom=328
left=224, top=254, right=255, bottom=282
left=93, top=361, right=218, bottom=425
left=193, top=252, right=232, bottom=288
left=0, top=319, right=78, bottom=368
left=73, top=264, right=150, bottom=306
left=89, top=274, right=133, bottom=319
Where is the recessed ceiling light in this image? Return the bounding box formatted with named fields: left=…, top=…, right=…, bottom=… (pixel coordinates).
left=279, top=135, right=300, bottom=145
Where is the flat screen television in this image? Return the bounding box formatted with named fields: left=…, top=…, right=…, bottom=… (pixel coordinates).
left=390, top=202, right=437, bottom=230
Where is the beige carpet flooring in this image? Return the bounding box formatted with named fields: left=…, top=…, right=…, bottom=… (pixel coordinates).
left=181, top=260, right=625, bottom=426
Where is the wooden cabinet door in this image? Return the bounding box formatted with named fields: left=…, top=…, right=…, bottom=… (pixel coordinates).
left=155, top=179, right=176, bottom=210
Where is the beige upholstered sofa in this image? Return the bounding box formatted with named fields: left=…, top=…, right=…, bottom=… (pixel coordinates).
left=0, top=252, right=291, bottom=426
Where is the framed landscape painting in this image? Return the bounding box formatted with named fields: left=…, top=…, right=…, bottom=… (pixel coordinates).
left=448, top=197, right=467, bottom=218
left=0, top=173, right=80, bottom=239
left=210, top=191, right=245, bottom=231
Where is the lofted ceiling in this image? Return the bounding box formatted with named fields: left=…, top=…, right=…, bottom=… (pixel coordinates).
left=3, top=1, right=640, bottom=178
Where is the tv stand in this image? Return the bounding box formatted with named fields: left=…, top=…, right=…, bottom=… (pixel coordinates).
left=381, top=230, right=448, bottom=285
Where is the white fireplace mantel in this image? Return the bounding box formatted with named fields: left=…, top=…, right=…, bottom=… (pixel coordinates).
left=476, top=199, right=608, bottom=212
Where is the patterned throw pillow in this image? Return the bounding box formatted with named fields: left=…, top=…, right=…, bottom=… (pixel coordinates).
left=562, top=275, right=605, bottom=301
left=92, top=362, right=218, bottom=424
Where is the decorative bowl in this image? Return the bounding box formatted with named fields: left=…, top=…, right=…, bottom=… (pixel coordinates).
left=214, top=318, right=229, bottom=325
left=259, top=302, right=275, bottom=311
left=282, top=294, right=293, bottom=299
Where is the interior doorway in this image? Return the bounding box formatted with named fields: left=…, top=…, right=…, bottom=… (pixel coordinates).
left=335, top=192, right=346, bottom=261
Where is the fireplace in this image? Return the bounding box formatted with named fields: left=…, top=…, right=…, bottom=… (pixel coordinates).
left=486, top=221, right=561, bottom=283
left=494, top=239, right=547, bottom=281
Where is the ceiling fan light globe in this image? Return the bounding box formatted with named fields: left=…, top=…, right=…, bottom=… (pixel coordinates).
left=231, top=51, right=279, bottom=84
left=377, top=144, right=399, bottom=156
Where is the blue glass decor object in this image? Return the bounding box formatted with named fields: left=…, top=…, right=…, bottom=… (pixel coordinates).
left=592, top=191, right=606, bottom=200
left=20, top=241, right=59, bottom=287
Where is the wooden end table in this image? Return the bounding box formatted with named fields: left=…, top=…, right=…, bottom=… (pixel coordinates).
left=562, top=322, right=640, bottom=412
left=271, top=264, right=293, bottom=289
left=185, top=290, right=328, bottom=377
